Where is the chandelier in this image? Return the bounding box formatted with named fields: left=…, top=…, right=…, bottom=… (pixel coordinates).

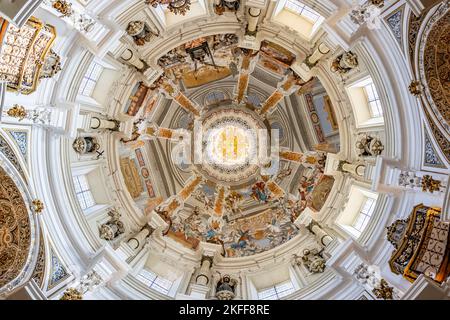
left=145, top=0, right=191, bottom=15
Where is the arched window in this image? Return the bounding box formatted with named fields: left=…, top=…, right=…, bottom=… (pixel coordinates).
left=204, top=91, right=225, bottom=105
left=247, top=94, right=261, bottom=107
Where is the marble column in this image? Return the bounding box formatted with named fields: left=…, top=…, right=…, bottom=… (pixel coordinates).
left=309, top=222, right=333, bottom=246
left=196, top=256, right=213, bottom=286
left=90, top=117, right=119, bottom=131
left=323, top=153, right=374, bottom=182
left=127, top=226, right=154, bottom=252
left=119, top=47, right=145, bottom=70
left=246, top=7, right=261, bottom=35
left=305, top=42, right=330, bottom=68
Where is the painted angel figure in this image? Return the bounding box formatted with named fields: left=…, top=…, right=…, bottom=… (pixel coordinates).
left=251, top=181, right=270, bottom=203
left=275, top=168, right=292, bottom=183
left=225, top=191, right=243, bottom=215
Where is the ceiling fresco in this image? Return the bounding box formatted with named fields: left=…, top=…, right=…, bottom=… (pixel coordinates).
left=157, top=160, right=333, bottom=257
left=115, top=31, right=340, bottom=259
left=157, top=33, right=239, bottom=88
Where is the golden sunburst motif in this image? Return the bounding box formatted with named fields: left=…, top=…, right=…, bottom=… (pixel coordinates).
left=212, top=126, right=250, bottom=165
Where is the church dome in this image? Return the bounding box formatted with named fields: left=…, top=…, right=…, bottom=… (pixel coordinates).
left=0, top=0, right=448, bottom=301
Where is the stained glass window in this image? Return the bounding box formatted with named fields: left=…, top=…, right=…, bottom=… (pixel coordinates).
left=205, top=91, right=225, bottom=105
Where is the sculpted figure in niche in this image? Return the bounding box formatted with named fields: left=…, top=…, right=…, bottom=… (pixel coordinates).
left=295, top=248, right=326, bottom=274
left=215, top=274, right=237, bottom=300
left=225, top=191, right=243, bottom=215
left=99, top=210, right=125, bottom=241
left=214, top=0, right=240, bottom=15
left=126, top=21, right=158, bottom=46
left=40, top=49, right=62, bottom=79
left=355, top=134, right=384, bottom=157
left=72, top=137, right=99, bottom=154
left=331, top=51, right=358, bottom=75
left=251, top=181, right=270, bottom=203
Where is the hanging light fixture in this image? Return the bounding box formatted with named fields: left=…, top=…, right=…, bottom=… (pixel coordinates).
left=145, top=0, right=191, bottom=16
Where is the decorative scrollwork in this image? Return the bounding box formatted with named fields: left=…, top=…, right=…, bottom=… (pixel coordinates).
left=331, top=51, right=358, bottom=75
left=6, top=105, right=27, bottom=121
left=60, top=288, right=83, bottom=300
left=355, top=134, right=384, bottom=157
left=98, top=210, right=125, bottom=241
left=32, top=200, right=44, bottom=214
left=145, top=0, right=191, bottom=16
left=0, top=166, right=32, bottom=290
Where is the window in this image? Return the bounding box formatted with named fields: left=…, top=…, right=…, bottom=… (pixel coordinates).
left=363, top=82, right=383, bottom=117
left=78, top=62, right=103, bottom=97
left=257, top=280, right=295, bottom=300
left=73, top=175, right=95, bottom=210
left=346, top=77, right=384, bottom=128
left=204, top=91, right=225, bottom=105
left=351, top=197, right=376, bottom=236
left=137, top=269, right=173, bottom=295
left=247, top=94, right=261, bottom=107
left=284, top=0, right=322, bottom=23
